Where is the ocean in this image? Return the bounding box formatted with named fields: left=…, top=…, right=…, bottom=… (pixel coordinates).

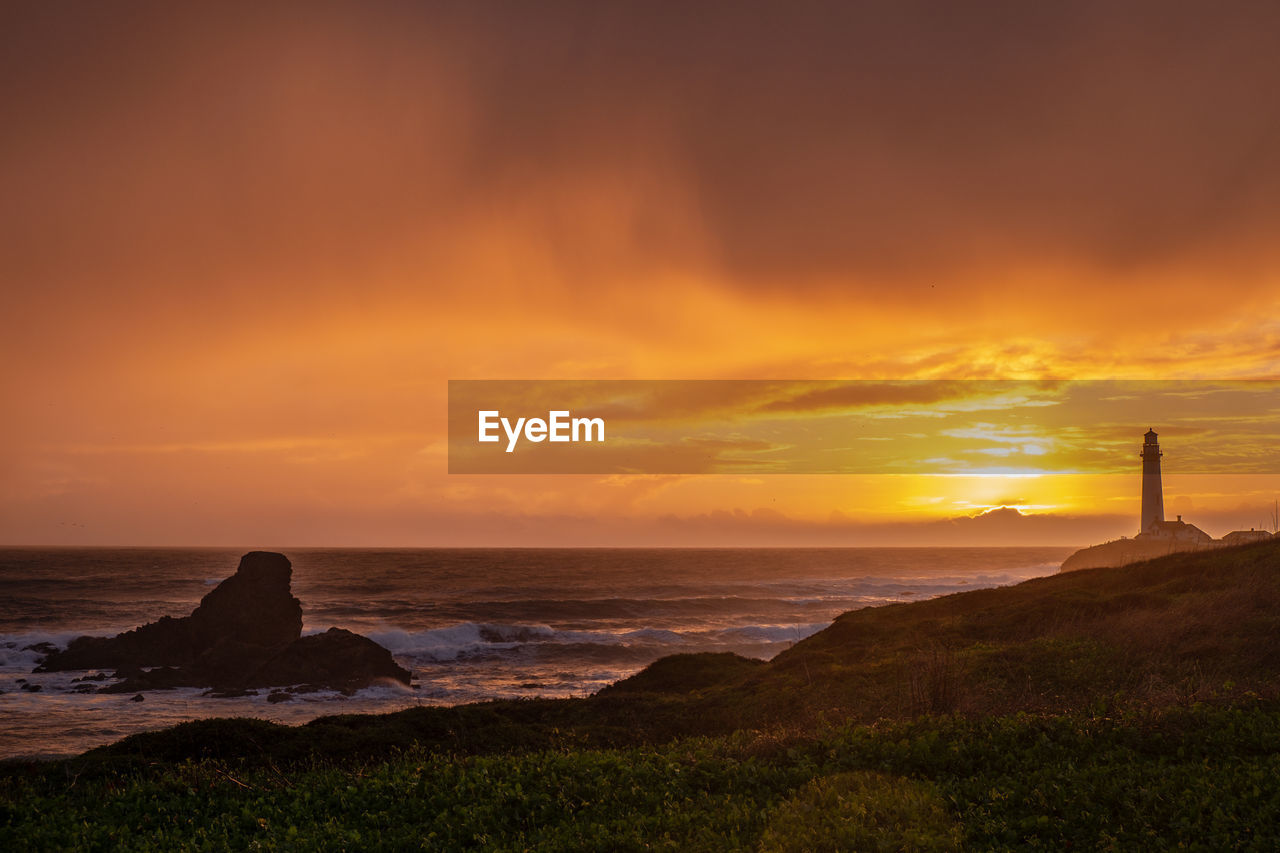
left=0, top=546, right=1072, bottom=760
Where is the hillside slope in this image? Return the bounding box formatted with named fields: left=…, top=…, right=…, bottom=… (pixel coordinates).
left=620, top=538, right=1280, bottom=728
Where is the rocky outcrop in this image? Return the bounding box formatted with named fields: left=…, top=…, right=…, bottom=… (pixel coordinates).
left=39, top=551, right=301, bottom=671
left=1058, top=537, right=1215, bottom=573
left=247, top=628, right=411, bottom=691
left=34, top=552, right=410, bottom=694
left=597, top=652, right=765, bottom=696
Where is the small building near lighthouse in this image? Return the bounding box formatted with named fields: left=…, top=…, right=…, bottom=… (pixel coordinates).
left=1221, top=529, right=1272, bottom=546
left=1137, top=515, right=1213, bottom=546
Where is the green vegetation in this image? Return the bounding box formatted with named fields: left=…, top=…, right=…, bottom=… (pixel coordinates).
left=757, top=771, right=960, bottom=852
left=5, top=705, right=1280, bottom=850
left=4, top=540, right=1280, bottom=849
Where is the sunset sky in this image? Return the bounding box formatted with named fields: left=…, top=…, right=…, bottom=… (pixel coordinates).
left=4, top=2, right=1280, bottom=546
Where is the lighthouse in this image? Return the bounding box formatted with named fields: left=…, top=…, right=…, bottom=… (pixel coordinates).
left=1140, top=428, right=1164, bottom=534
left=1061, top=428, right=1219, bottom=572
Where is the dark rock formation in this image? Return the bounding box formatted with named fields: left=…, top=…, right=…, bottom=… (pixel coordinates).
left=597, top=652, right=766, bottom=696
left=247, top=628, right=411, bottom=692
left=39, top=551, right=301, bottom=671
left=33, top=551, right=410, bottom=694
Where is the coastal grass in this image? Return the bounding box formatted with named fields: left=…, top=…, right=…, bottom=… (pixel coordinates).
left=739, top=538, right=1280, bottom=727
left=5, top=703, right=1280, bottom=850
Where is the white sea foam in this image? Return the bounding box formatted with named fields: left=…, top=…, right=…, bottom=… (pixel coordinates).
left=362, top=620, right=830, bottom=663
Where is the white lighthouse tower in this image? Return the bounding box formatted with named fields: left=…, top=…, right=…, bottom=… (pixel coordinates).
left=1140, top=428, right=1164, bottom=534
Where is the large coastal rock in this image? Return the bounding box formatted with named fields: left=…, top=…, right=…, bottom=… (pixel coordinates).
left=40, top=551, right=301, bottom=671
left=35, top=552, right=410, bottom=694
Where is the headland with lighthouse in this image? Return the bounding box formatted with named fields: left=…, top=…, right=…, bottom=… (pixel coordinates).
left=1059, top=429, right=1274, bottom=572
